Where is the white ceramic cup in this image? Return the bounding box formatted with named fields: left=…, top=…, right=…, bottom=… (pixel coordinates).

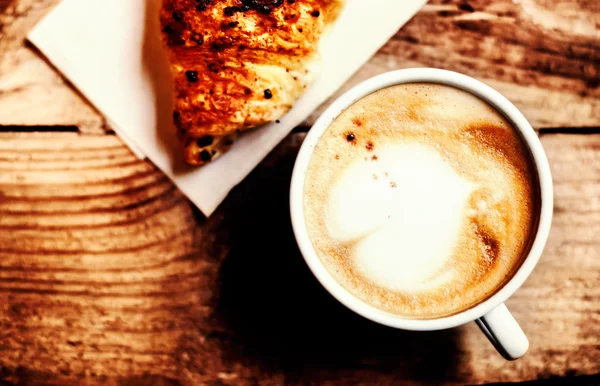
left=290, top=68, right=553, bottom=360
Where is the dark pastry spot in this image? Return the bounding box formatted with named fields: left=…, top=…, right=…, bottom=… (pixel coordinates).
left=390, top=182, right=397, bottom=188
left=172, top=110, right=180, bottom=120
left=185, top=70, right=199, bottom=82
left=210, top=40, right=233, bottom=51
left=197, top=136, right=214, bottom=147
left=371, top=155, right=378, bottom=161
left=346, top=133, right=356, bottom=142
left=276, top=120, right=280, bottom=123
left=196, top=0, right=213, bottom=11
left=163, top=22, right=185, bottom=46
left=210, top=89, right=214, bottom=94
left=224, top=0, right=285, bottom=16
left=222, top=21, right=239, bottom=30
left=172, top=11, right=183, bottom=21
left=238, top=44, right=247, bottom=50
left=298, top=27, right=303, bottom=32
left=366, top=141, right=374, bottom=151
left=311, top=10, right=320, bottom=17
left=288, top=0, right=295, bottom=3
left=264, top=89, right=273, bottom=99
left=259, top=5, right=272, bottom=14
left=244, top=88, right=252, bottom=95
left=334, top=154, right=340, bottom=160
left=199, top=150, right=212, bottom=162
left=178, top=128, right=187, bottom=137
left=208, top=63, right=220, bottom=73
left=224, top=6, right=238, bottom=16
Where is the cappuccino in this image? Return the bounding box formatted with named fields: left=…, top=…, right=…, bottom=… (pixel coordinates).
left=303, top=83, right=539, bottom=319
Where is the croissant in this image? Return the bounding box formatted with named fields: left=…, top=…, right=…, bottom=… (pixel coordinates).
left=160, top=0, right=344, bottom=165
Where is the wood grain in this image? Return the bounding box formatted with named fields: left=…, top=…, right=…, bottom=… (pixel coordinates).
left=307, top=0, right=600, bottom=129
left=0, top=131, right=597, bottom=385
left=0, top=0, right=104, bottom=133
left=0, top=0, right=598, bottom=130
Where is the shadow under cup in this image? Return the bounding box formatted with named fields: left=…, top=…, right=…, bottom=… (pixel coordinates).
left=289, top=69, right=553, bottom=358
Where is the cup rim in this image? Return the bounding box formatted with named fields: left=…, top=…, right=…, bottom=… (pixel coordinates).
left=290, top=68, right=553, bottom=330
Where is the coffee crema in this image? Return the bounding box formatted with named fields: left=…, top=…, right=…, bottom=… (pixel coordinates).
left=303, top=83, right=539, bottom=319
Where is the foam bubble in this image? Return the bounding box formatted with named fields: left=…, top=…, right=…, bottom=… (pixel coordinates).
left=326, top=143, right=473, bottom=291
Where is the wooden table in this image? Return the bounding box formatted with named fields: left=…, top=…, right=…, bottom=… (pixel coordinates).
left=0, top=0, right=599, bottom=384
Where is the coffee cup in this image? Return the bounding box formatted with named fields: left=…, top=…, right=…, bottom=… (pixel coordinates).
left=290, top=68, right=553, bottom=360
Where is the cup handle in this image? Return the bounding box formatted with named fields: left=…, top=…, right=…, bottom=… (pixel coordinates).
left=476, top=303, right=529, bottom=360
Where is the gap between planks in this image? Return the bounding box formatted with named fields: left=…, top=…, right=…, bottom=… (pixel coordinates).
left=3, top=125, right=600, bottom=135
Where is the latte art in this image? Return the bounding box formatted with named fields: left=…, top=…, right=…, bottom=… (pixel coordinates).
left=303, top=83, right=539, bottom=318
left=327, top=143, right=473, bottom=292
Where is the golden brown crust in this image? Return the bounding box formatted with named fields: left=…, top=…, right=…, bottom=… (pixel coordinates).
left=161, top=0, right=343, bottom=165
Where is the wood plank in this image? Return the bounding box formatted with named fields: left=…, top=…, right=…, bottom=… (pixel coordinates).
left=0, top=0, right=104, bottom=133
left=0, top=131, right=597, bottom=385
left=0, top=0, right=599, bottom=131
left=307, top=0, right=600, bottom=128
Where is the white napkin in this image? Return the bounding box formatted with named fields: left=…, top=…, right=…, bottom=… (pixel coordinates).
left=29, top=0, right=426, bottom=216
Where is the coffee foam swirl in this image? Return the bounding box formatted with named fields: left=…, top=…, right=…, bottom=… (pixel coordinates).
left=303, top=83, right=539, bottom=319
left=327, top=143, right=473, bottom=292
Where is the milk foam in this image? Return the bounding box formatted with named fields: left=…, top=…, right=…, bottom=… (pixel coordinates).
left=303, top=83, right=538, bottom=318
left=326, top=143, right=473, bottom=291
